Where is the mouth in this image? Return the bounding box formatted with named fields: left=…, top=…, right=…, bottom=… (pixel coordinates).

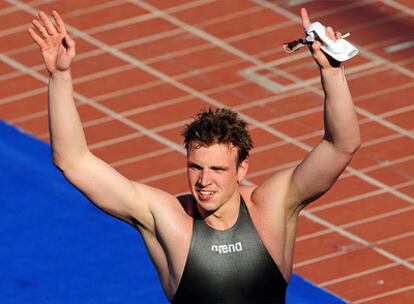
left=196, top=189, right=215, bottom=201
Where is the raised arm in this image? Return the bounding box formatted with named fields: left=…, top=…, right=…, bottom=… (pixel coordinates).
left=28, top=11, right=80, bottom=166
left=253, top=8, right=361, bottom=214
left=28, top=11, right=174, bottom=230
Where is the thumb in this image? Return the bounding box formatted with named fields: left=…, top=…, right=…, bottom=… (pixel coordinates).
left=63, top=35, right=76, bottom=57
left=64, top=35, right=75, bottom=49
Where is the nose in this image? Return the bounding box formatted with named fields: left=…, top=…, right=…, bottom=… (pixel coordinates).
left=198, top=169, right=211, bottom=187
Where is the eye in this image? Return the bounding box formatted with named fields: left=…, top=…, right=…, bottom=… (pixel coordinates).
left=188, top=163, right=202, bottom=170
left=212, top=167, right=225, bottom=172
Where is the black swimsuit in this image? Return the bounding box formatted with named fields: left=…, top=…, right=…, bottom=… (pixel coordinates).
left=172, top=197, right=287, bottom=303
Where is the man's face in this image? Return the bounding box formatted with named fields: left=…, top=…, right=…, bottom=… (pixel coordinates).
left=186, top=142, right=248, bottom=213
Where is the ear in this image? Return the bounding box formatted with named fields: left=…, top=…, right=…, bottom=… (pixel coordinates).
left=237, top=158, right=249, bottom=183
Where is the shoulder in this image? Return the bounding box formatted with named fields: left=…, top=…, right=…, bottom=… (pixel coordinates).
left=130, top=182, right=189, bottom=229
left=248, top=167, right=299, bottom=214
left=239, top=184, right=256, bottom=204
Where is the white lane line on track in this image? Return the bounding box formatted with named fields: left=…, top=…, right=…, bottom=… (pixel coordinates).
left=0, top=0, right=51, bottom=16
left=385, top=40, right=414, bottom=53
left=133, top=0, right=414, bottom=147
left=302, top=211, right=414, bottom=270
left=354, top=283, right=414, bottom=303
left=0, top=53, right=184, bottom=154
left=320, top=262, right=399, bottom=286
left=380, top=0, right=414, bottom=17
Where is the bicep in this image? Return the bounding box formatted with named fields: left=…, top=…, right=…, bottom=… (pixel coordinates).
left=290, top=139, right=354, bottom=208
left=61, top=151, right=162, bottom=229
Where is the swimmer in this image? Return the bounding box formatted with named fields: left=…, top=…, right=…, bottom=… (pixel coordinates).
left=28, top=8, right=360, bottom=303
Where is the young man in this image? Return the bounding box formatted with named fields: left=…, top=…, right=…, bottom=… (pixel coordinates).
left=28, top=8, right=360, bottom=303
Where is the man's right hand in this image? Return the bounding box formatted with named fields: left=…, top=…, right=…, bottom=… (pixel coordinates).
left=28, top=10, right=75, bottom=75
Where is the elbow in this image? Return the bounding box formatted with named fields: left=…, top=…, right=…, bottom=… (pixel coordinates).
left=52, top=149, right=90, bottom=172
left=348, top=133, right=362, bottom=155
left=326, top=137, right=361, bottom=156
left=52, top=153, right=64, bottom=170
left=324, top=123, right=361, bottom=155
left=339, top=139, right=361, bottom=156
left=52, top=155, right=70, bottom=172
left=51, top=149, right=71, bottom=171
left=52, top=159, right=64, bottom=172
left=351, top=139, right=361, bottom=155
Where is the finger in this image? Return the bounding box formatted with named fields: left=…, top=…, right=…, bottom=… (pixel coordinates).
left=335, top=31, right=342, bottom=39
left=312, top=40, right=322, bottom=52
left=28, top=27, right=46, bottom=48
left=301, top=7, right=311, bottom=28
left=52, top=10, right=67, bottom=35
left=32, top=19, right=49, bottom=39
left=38, top=11, right=57, bottom=35
left=326, top=26, right=336, bottom=41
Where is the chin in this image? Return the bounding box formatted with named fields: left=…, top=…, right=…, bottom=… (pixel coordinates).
left=195, top=197, right=221, bottom=212
left=200, top=201, right=220, bottom=210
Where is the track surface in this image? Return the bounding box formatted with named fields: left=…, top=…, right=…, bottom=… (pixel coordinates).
left=1, top=0, right=413, bottom=303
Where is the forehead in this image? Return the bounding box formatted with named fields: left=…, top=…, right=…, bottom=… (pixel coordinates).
left=187, top=143, right=237, bottom=164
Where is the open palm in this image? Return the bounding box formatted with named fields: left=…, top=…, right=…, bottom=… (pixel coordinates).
left=28, top=11, right=75, bottom=74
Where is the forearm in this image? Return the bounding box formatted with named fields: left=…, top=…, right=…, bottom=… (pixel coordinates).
left=321, top=67, right=361, bottom=154
left=48, top=70, right=89, bottom=169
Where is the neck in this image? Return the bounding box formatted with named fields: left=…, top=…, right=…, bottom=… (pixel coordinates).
left=198, top=193, right=241, bottom=231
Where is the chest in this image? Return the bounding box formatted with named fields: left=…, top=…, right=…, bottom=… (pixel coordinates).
left=188, top=217, right=271, bottom=278
left=172, top=209, right=287, bottom=303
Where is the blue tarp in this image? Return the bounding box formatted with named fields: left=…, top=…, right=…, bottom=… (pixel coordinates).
left=0, top=120, right=347, bottom=303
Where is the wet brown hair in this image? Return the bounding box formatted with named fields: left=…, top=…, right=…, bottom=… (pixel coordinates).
left=182, top=108, right=253, bottom=166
